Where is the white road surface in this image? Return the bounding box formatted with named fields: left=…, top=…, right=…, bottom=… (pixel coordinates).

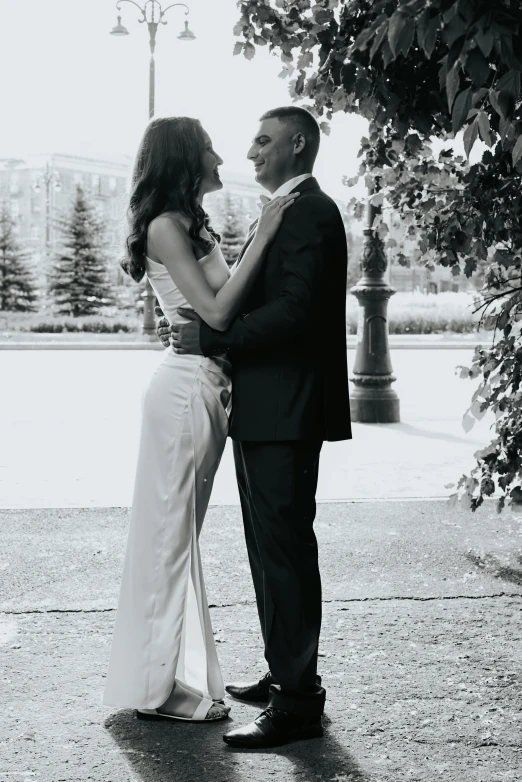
left=0, top=349, right=493, bottom=508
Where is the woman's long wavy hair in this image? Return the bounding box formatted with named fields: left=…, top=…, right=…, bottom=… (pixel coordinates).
left=122, top=116, right=220, bottom=283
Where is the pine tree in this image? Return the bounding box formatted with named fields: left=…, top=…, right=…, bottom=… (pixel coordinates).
left=219, top=192, right=246, bottom=267
left=50, top=185, right=113, bottom=316
left=0, top=204, right=38, bottom=311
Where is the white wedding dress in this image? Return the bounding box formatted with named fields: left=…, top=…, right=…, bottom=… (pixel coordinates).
left=103, top=243, right=232, bottom=713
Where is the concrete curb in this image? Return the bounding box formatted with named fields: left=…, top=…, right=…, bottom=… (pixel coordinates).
left=0, top=339, right=491, bottom=351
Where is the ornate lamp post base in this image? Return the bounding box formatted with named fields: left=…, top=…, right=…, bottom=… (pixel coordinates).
left=350, top=374, right=400, bottom=423
left=141, top=280, right=158, bottom=339
left=349, top=221, right=400, bottom=424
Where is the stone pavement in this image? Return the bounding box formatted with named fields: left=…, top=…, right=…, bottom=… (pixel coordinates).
left=0, top=348, right=494, bottom=508
left=2, top=501, right=522, bottom=781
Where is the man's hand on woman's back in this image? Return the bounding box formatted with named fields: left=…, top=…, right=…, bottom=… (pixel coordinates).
left=155, top=305, right=172, bottom=348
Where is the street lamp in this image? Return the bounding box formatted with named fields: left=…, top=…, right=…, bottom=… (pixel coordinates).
left=33, top=159, right=61, bottom=273
left=349, top=188, right=400, bottom=423
left=110, top=0, right=196, bottom=338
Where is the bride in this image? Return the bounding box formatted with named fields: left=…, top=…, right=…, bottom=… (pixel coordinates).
left=102, top=116, right=298, bottom=723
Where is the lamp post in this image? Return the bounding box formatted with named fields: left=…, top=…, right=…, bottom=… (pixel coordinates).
left=110, top=0, right=195, bottom=338
left=33, top=159, right=61, bottom=275
left=349, top=188, right=400, bottom=423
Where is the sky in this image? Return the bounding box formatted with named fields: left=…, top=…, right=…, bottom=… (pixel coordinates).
left=0, top=0, right=368, bottom=201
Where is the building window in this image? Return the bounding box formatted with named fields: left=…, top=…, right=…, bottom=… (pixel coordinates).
left=109, top=177, right=117, bottom=193
left=73, top=172, right=83, bottom=186
left=31, top=226, right=40, bottom=240
left=10, top=199, right=20, bottom=218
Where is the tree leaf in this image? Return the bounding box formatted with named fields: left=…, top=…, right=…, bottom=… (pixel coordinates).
left=405, top=133, right=423, bottom=153
left=463, top=117, right=479, bottom=159
left=477, top=111, right=492, bottom=146
left=416, top=8, right=430, bottom=51
left=443, top=12, right=466, bottom=46
left=381, top=40, right=394, bottom=68
left=399, top=17, right=415, bottom=57
left=443, top=4, right=458, bottom=24
left=355, top=76, right=372, bottom=99
left=471, top=86, right=488, bottom=106
left=462, top=412, right=476, bottom=433
left=354, top=26, right=375, bottom=51
left=243, top=41, right=256, bottom=60
left=488, top=89, right=503, bottom=117
left=496, top=70, right=520, bottom=95
left=452, top=87, right=472, bottom=133
left=446, top=65, right=460, bottom=111
left=512, top=134, right=522, bottom=168
left=424, top=15, right=440, bottom=58
left=465, top=47, right=490, bottom=88
left=388, top=11, right=414, bottom=58
left=297, top=51, right=313, bottom=69
left=341, top=62, right=357, bottom=92
left=233, top=41, right=243, bottom=56
left=498, top=90, right=515, bottom=120
left=370, top=22, right=388, bottom=62
left=499, top=115, right=512, bottom=143
left=319, top=122, right=331, bottom=136
left=388, top=10, right=405, bottom=58
left=370, top=192, right=384, bottom=207
left=474, top=28, right=494, bottom=58
left=447, top=35, right=466, bottom=73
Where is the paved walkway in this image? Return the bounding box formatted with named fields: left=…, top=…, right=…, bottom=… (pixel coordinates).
left=1, top=343, right=520, bottom=781
left=0, top=348, right=494, bottom=508
left=2, top=501, right=521, bottom=781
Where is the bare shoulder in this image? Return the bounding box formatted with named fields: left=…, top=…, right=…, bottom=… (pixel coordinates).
left=147, top=214, right=196, bottom=267
left=148, top=212, right=189, bottom=244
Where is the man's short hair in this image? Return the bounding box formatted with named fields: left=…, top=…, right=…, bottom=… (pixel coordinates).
left=260, top=106, right=320, bottom=163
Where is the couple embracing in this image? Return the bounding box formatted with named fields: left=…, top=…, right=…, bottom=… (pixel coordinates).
left=103, top=106, right=352, bottom=749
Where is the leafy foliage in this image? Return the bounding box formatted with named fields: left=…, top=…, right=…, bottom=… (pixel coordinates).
left=50, top=186, right=114, bottom=317
left=0, top=310, right=140, bottom=333
left=0, top=204, right=38, bottom=312
left=235, top=0, right=522, bottom=511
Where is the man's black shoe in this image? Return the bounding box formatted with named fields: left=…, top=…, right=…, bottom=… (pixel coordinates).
left=223, top=707, right=323, bottom=748
left=225, top=671, right=272, bottom=703
left=225, top=672, right=322, bottom=703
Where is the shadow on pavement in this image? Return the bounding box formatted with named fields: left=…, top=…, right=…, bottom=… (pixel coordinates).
left=104, top=710, right=241, bottom=782
left=385, top=422, right=482, bottom=446
left=104, top=709, right=368, bottom=781
left=467, top=552, right=522, bottom=587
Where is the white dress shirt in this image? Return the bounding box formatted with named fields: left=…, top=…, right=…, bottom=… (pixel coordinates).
left=270, top=173, right=314, bottom=199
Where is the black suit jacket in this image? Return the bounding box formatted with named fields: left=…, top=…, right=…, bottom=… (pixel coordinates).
left=200, top=177, right=352, bottom=442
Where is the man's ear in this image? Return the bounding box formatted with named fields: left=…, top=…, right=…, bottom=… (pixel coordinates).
left=293, top=132, right=306, bottom=156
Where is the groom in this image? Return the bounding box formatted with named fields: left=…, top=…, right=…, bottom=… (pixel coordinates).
left=157, top=106, right=352, bottom=747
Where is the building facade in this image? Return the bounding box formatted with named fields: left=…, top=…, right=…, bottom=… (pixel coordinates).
left=205, top=169, right=264, bottom=237
left=0, top=153, right=132, bottom=287
left=0, top=159, right=349, bottom=288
